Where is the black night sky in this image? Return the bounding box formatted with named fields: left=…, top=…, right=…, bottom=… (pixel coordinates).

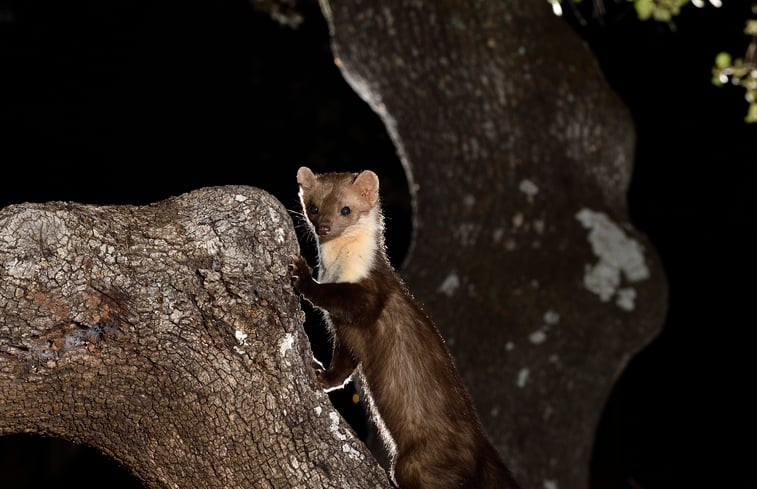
left=0, top=1, right=755, bottom=488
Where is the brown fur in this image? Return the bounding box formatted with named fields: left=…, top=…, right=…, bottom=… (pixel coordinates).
left=290, top=167, right=521, bottom=489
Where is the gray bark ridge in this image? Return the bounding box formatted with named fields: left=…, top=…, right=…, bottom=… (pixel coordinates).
left=0, top=186, right=391, bottom=489
left=320, top=2, right=668, bottom=489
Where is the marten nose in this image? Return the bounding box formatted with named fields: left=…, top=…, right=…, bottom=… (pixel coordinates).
left=316, top=225, right=331, bottom=236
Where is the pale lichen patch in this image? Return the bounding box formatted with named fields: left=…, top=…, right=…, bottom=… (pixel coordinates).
left=544, top=310, right=560, bottom=325
left=529, top=330, right=547, bottom=344
left=529, top=309, right=560, bottom=345
left=576, top=208, right=649, bottom=311
left=233, top=330, right=249, bottom=355
left=615, top=287, right=637, bottom=311
left=516, top=368, right=530, bottom=388
left=328, top=411, right=348, bottom=441
left=341, top=443, right=363, bottom=460
left=169, top=309, right=184, bottom=323
left=544, top=479, right=558, bottom=489
left=275, top=227, right=286, bottom=244
left=279, top=333, right=295, bottom=358
left=267, top=206, right=281, bottom=225
left=5, top=256, right=39, bottom=280
left=438, top=272, right=460, bottom=296
left=512, top=212, right=524, bottom=228
left=519, top=179, right=539, bottom=202
left=234, top=330, right=248, bottom=344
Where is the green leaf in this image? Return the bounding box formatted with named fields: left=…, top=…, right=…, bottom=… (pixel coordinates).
left=653, top=8, right=672, bottom=22
left=745, top=102, right=757, bottom=123
left=715, top=52, right=732, bottom=69
left=745, top=20, right=757, bottom=36
left=633, top=0, right=654, bottom=20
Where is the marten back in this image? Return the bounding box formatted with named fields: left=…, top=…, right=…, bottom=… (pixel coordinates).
left=355, top=259, right=517, bottom=489
left=291, top=167, right=521, bottom=489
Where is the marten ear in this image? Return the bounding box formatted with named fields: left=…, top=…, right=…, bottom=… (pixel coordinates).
left=353, top=170, right=380, bottom=207
left=297, top=167, right=317, bottom=191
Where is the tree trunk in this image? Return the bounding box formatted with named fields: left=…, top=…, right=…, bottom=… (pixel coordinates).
left=320, top=1, right=668, bottom=488
left=0, top=186, right=391, bottom=489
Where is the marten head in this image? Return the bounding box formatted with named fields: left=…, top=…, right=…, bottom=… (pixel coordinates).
left=297, top=166, right=380, bottom=243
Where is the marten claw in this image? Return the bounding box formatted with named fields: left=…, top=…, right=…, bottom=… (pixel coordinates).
left=290, top=255, right=311, bottom=276
left=314, top=368, right=337, bottom=389
left=288, top=255, right=313, bottom=292
left=315, top=368, right=349, bottom=390
left=310, top=359, right=331, bottom=388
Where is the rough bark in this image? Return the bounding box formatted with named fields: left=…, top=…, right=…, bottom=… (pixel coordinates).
left=0, top=186, right=391, bottom=489
left=320, top=1, right=668, bottom=489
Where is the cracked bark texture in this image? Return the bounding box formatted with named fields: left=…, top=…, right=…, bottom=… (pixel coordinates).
left=320, top=1, right=668, bottom=489
left=0, top=186, right=392, bottom=489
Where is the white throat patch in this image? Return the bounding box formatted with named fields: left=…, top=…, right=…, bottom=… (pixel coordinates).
left=318, top=208, right=380, bottom=284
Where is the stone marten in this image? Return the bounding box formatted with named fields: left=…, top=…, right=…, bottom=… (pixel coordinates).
left=289, top=167, right=521, bottom=489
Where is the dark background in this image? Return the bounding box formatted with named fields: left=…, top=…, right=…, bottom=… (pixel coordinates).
left=0, top=1, right=754, bottom=488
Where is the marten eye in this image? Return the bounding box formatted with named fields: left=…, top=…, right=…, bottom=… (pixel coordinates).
left=308, top=204, right=318, bottom=214
left=341, top=206, right=351, bottom=216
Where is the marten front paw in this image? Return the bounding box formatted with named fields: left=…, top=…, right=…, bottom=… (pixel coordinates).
left=309, top=358, right=334, bottom=389
left=315, top=368, right=350, bottom=390
left=314, top=367, right=329, bottom=387
left=311, top=357, right=328, bottom=381
left=288, top=255, right=313, bottom=293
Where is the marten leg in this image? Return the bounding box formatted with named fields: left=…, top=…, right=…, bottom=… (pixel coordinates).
left=289, top=255, right=381, bottom=323
left=395, top=450, right=473, bottom=489
left=316, top=337, right=357, bottom=390
left=392, top=449, right=425, bottom=489
left=393, top=454, right=422, bottom=489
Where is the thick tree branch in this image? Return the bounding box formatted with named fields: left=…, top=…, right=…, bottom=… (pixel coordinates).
left=0, top=186, right=391, bottom=489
